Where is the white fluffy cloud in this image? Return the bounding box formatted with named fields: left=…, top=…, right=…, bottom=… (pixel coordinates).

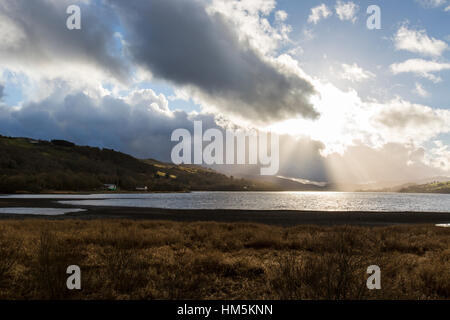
left=308, top=4, right=332, bottom=24
left=209, top=0, right=291, bottom=56
left=268, top=72, right=450, bottom=158
left=390, top=59, right=450, bottom=82
left=414, top=82, right=429, bottom=97
left=341, top=63, right=375, bottom=82
left=394, top=25, right=448, bottom=57
left=426, top=140, right=450, bottom=171
left=372, top=100, right=450, bottom=142
left=335, top=1, right=358, bottom=23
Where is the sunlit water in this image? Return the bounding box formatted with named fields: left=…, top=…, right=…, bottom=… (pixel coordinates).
left=1, top=192, right=448, bottom=213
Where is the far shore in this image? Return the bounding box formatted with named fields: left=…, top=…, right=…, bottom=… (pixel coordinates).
left=2, top=189, right=450, bottom=196
left=0, top=197, right=449, bottom=227
left=0, top=190, right=191, bottom=195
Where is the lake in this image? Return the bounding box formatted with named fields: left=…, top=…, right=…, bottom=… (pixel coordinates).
left=1, top=192, right=448, bottom=213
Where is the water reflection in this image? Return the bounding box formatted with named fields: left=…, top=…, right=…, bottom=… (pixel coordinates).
left=38, top=191, right=450, bottom=213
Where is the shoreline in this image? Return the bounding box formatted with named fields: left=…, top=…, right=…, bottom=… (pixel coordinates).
left=2, top=189, right=450, bottom=195
left=1, top=198, right=450, bottom=226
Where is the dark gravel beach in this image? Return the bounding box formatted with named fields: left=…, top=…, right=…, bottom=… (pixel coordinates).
left=1, top=197, right=449, bottom=226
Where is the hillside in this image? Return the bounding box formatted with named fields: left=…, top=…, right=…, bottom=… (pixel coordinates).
left=399, top=181, right=450, bottom=194
left=360, top=181, right=450, bottom=194
left=0, top=135, right=275, bottom=193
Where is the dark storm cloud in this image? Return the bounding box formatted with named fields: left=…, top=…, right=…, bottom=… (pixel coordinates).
left=0, top=91, right=203, bottom=160
left=109, top=0, right=318, bottom=122
left=0, top=0, right=129, bottom=80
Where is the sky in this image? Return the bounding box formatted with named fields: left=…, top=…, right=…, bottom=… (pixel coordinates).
left=0, top=0, right=449, bottom=185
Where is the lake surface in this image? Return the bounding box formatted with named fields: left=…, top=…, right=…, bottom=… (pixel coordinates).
left=2, top=192, right=448, bottom=213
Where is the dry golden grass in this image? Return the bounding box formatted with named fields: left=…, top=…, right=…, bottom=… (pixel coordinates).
left=0, top=220, right=448, bottom=300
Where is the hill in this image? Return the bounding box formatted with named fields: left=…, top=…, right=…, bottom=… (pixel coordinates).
left=359, top=180, right=450, bottom=194
left=0, top=135, right=277, bottom=193
left=2, top=135, right=448, bottom=194
left=399, top=181, right=450, bottom=194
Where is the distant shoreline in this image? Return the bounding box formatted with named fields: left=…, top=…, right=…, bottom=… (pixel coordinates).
left=1, top=197, right=449, bottom=227
left=2, top=189, right=450, bottom=195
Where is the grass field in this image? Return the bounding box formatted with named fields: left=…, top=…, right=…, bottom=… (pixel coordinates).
left=0, top=220, right=448, bottom=300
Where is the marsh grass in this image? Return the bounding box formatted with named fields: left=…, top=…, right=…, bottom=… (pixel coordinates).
left=0, top=227, right=22, bottom=288
left=0, top=220, right=448, bottom=300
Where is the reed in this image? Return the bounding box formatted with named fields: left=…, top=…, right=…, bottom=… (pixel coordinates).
left=0, top=220, right=448, bottom=300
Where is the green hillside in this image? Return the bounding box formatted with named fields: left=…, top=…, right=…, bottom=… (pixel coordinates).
left=399, top=181, right=450, bottom=194
left=0, top=136, right=269, bottom=193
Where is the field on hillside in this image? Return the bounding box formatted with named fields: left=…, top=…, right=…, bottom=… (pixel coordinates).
left=0, top=220, right=448, bottom=300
